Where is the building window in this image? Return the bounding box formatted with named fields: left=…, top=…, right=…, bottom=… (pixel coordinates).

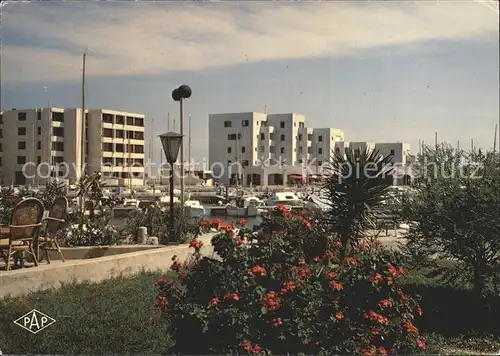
left=227, top=134, right=241, bottom=140
left=270, top=146, right=275, bottom=153
left=115, top=115, right=124, bottom=125
left=18, top=113, right=27, bottom=121
left=37, top=111, right=42, bottom=121
left=260, top=133, right=265, bottom=140
left=37, top=156, right=41, bottom=164
left=318, top=135, right=323, bottom=142
left=280, top=134, right=285, bottom=141
left=318, top=161, right=323, bottom=166
left=0, top=143, right=2, bottom=152
left=52, top=112, right=64, bottom=122
left=390, top=149, right=395, bottom=155
left=242, top=120, right=249, bottom=127
left=0, top=129, right=2, bottom=138
left=52, top=127, right=64, bottom=137
left=256, top=121, right=259, bottom=126
left=134, top=118, right=144, bottom=127
left=37, top=126, right=41, bottom=135
left=280, top=147, right=285, bottom=154
left=241, top=146, right=246, bottom=153
left=299, top=122, right=304, bottom=128
left=17, top=156, right=26, bottom=164
left=242, top=160, right=249, bottom=167
left=18, top=141, right=26, bottom=150
left=126, top=117, right=134, bottom=125
left=102, top=143, right=113, bottom=151
left=280, top=121, right=285, bottom=128
left=294, top=122, right=296, bottom=127
left=52, top=142, right=64, bottom=151
left=298, top=134, right=303, bottom=141
left=18, top=127, right=26, bottom=136
left=307, top=134, right=313, bottom=141
left=37, top=141, right=41, bottom=150
left=228, top=147, right=232, bottom=154
left=318, top=147, right=323, bottom=154
left=103, top=128, right=114, bottom=138
left=227, top=160, right=232, bottom=165
left=335, top=147, right=340, bottom=154
left=224, top=121, right=232, bottom=128
left=260, top=146, right=265, bottom=153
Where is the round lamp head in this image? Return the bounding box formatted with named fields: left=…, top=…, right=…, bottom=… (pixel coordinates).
left=178, top=84, right=192, bottom=99
left=172, top=88, right=182, bottom=102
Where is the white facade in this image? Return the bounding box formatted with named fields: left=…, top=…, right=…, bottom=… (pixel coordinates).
left=208, top=112, right=345, bottom=185
left=0, top=108, right=145, bottom=186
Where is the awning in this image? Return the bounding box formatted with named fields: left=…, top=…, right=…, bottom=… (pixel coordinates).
left=289, top=174, right=304, bottom=179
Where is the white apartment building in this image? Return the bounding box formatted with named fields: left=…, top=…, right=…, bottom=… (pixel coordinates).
left=208, top=112, right=345, bottom=185
left=0, top=108, right=145, bottom=186
left=87, top=109, right=145, bottom=187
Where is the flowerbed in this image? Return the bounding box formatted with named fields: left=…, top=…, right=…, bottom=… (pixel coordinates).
left=155, top=205, right=427, bottom=355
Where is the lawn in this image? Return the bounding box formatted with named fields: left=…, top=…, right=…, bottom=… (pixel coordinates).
left=0, top=267, right=499, bottom=354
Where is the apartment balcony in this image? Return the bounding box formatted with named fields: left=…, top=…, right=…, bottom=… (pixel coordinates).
left=124, top=124, right=145, bottom=132
left=51, top=121, right=64, bottom=128
left=52, top=136, right=64, bottom=142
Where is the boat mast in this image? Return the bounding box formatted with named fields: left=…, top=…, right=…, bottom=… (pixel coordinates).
left=188, top=114, right=191, bottom=195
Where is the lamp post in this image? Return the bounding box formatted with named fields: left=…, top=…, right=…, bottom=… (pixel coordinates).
left=171, top=85, right=192, bottom=206
left=159, top=132, right=183, bottom=243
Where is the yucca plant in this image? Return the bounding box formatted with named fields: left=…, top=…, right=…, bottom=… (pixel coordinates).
left=322, top=145, right=394, bottom=261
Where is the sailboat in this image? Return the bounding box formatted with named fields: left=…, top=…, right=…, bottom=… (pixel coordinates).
left=183, top=114, right=206, bottom=218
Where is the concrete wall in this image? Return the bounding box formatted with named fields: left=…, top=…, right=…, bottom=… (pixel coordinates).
left=0, top=233, right=216, bottom=298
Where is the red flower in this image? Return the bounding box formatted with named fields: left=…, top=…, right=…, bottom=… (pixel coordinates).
left=379, top=299, right=393, bottom=308
left=358, top=242, right=366, bottom=250
left=249, top=265, right=267, bottom=277
left=170, top=261, right=181, bottom=272
left=297, top=267, right=312, bottom=279
left=154, top=278, right=168, bottom=286
left=329, top=280, right=344, bottom=291
left=387, top=277, right=393, bottom=286
left=404, top=320, right=419, bottom=334
left=371, top=273, right=383, bottom=285
left=417, top=306, right=423, bottom=316
left=377, top=347, right=388, bottom=356
left=236, top=237, right=245, bottom=245
left=281, top=280, right=296, bottom=294
left=272, top=317, right=283, bottom=327
left=387, top=263, right=405, bottom=277
left=323, top=251, right=334, bottom=260
left=241, top=339, right=252, bottom=352
left=416, top=338, right=427, bottom=350
left=298, top=258, right=306, bottom=266
left=366, top=311, right=389, bottom=325
left=327, top=272, right=337, bottom=280
left=361, top=346, right=376, bottom=356
left=345, top=257, right=358, bottom=265
left=189, top=240, right=204, bottom=250
left=270, top=265, right=277, bottom=272
left=155, top=296, right=168, bottom=310
left=302, top=218, right=312, bottom=231
left=252, top=344, right=262, bottom=354
left=261, top=291, right=281, bottom=312
left=334, top=241, right=342, bottom=248
left=223, top=292, right=240, bottom=301
left=179, top=272, right=188, bottom=280
left=208, top=296, right=219, bottom=307
left=238, top=218, right=248, bottom=225
left=312, top=255, right=320, bottom=262
left=335, top=311, right=344, bottom=320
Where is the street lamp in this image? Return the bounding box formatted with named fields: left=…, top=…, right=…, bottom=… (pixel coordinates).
left=159, top=132, right=183, bottom=243
left=171, top=84, right=192, bottom=207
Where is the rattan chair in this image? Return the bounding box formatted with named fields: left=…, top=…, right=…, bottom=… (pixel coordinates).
left=0, top=197, right=44, bottom=271
left=39, top=196, right=68, bottom=263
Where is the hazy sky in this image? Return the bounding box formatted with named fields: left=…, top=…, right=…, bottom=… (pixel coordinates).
left=1, top=1, right=498, bottom=162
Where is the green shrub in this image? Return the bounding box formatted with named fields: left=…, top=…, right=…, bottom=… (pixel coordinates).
left=157, top=206, right=426, bottom=355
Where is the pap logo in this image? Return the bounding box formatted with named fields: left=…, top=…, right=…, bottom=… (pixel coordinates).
left=13, top=309, right=56, bottom=334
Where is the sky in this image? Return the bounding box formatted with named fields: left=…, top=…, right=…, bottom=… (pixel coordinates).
left=1, top=0, right=499, bottom=163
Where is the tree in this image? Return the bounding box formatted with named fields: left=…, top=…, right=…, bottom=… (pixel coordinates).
left=402, top=145, right=500, bottom=299
left=322, top=145, right=394, bottom=261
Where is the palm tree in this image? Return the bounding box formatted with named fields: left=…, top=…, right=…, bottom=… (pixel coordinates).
left=322, top=145, right=394, bottom=261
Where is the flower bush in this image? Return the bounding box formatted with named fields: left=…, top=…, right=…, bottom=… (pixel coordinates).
left=156, top=204, right=426, bottom=355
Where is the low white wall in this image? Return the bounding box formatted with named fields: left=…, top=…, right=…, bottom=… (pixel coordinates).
left=0, top=234, right=216, bottom=299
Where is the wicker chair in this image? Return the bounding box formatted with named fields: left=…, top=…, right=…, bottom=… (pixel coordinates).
left=39, top=196, right=68, bottom=264
left=0, top=198, right=44, bottom=271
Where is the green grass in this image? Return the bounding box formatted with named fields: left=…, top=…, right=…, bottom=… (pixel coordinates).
left=0, top=270, right=173, bottom=354
left=0, top=266, right=499, bottom=354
